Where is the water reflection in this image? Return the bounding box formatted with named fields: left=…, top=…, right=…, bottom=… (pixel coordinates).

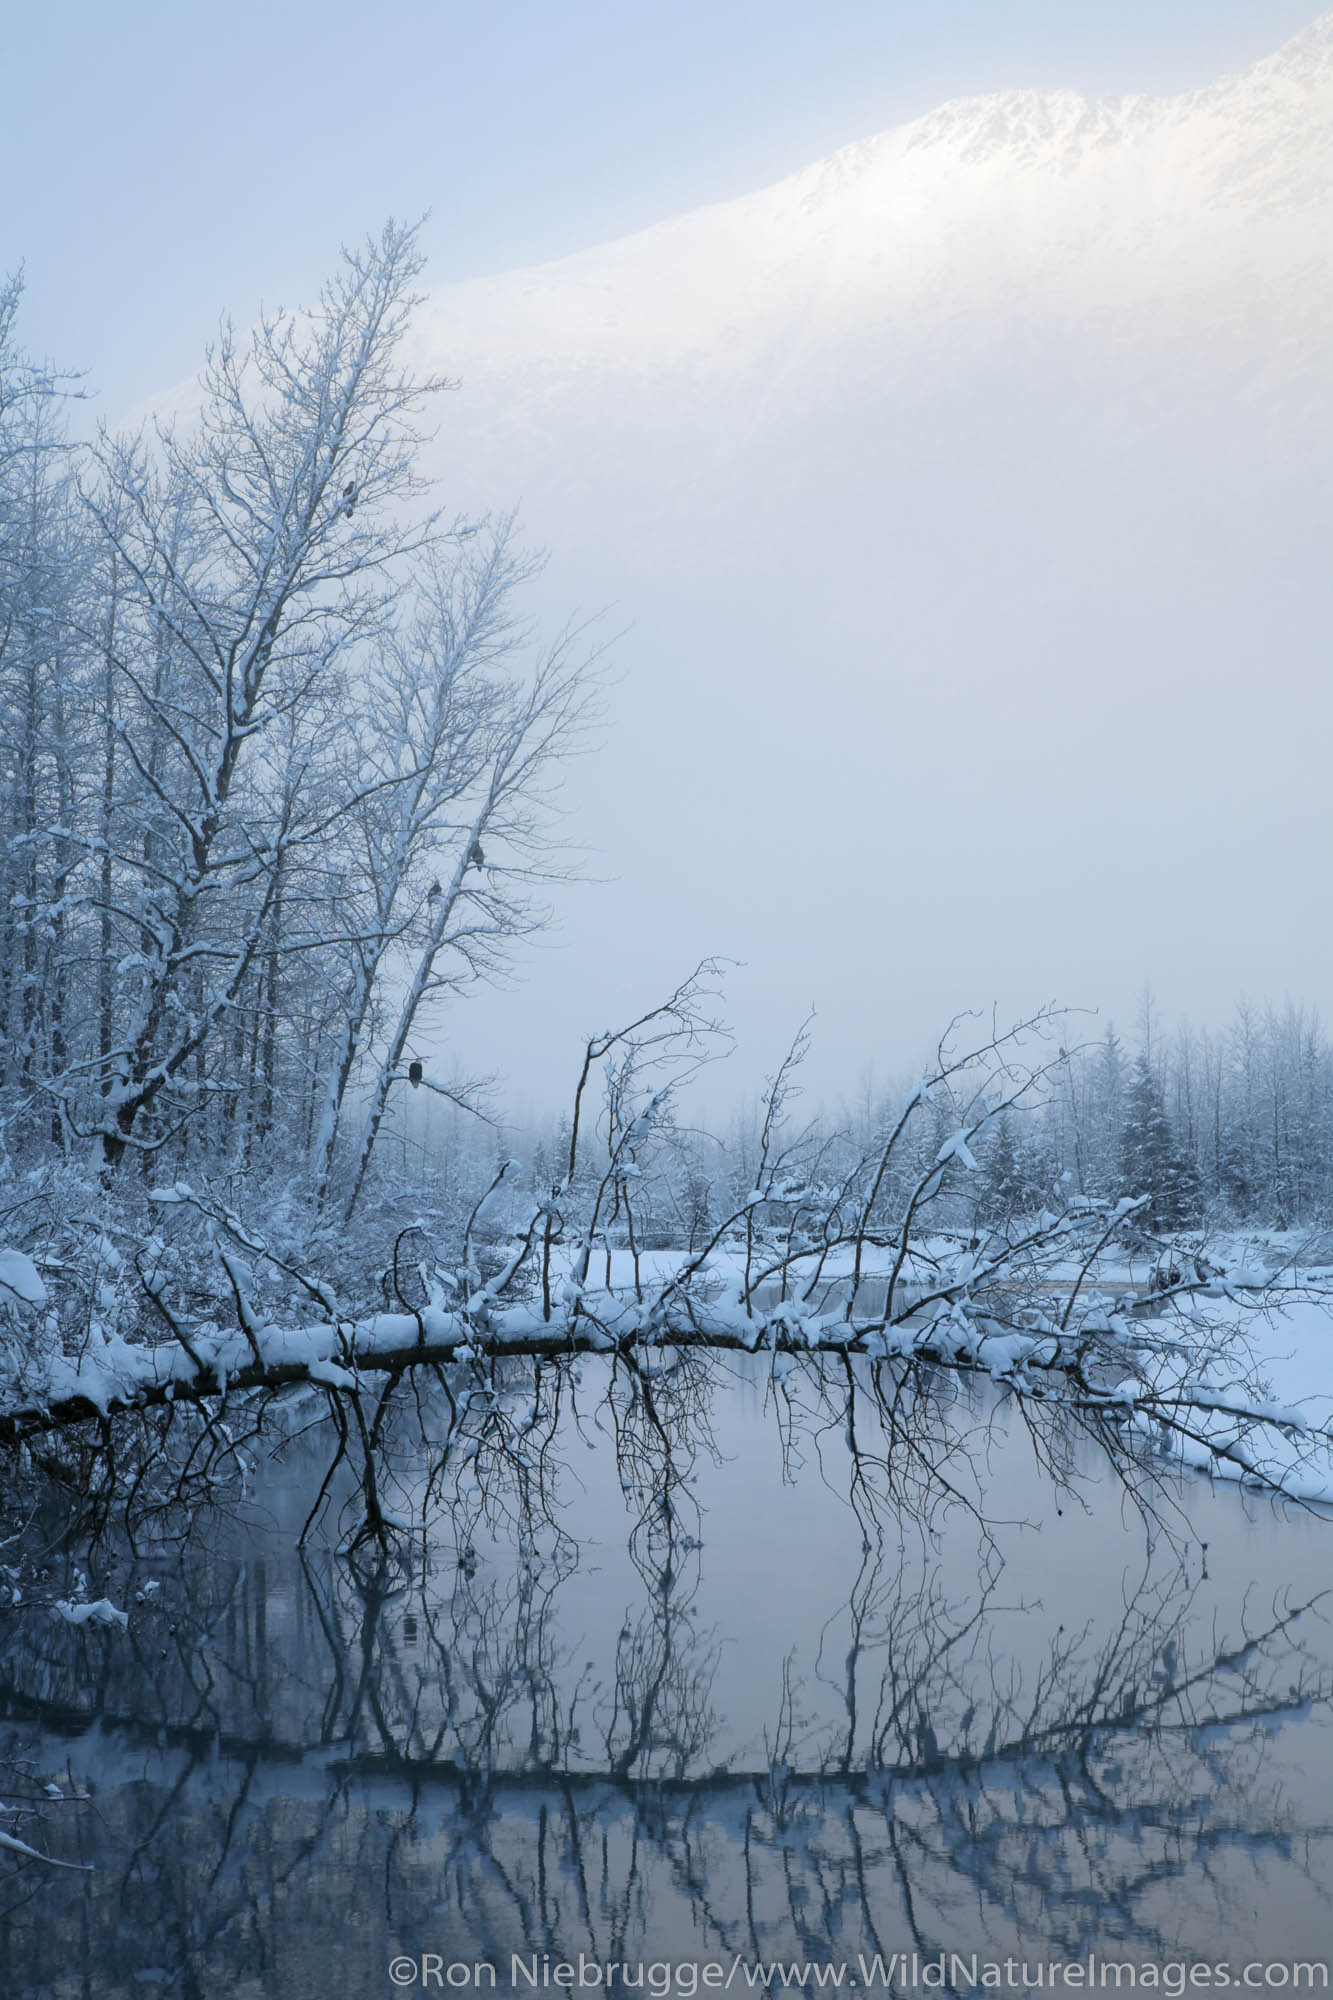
left=2, top=1372, right=1333, bottom=1994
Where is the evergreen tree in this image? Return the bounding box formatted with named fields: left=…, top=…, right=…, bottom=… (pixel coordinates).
left=1119, top=1052, right=1200, bottom=1230
left=1087, top=1022, right=1126, bottom=1197
left=979, top=1113, right=1038, bottom=1224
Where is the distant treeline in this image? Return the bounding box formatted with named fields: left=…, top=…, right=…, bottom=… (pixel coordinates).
left=503, top=1003, right=1333, bottom=1250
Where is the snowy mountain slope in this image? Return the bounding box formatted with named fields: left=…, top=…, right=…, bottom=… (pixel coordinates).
left=415, top=15, right=1333, bottom=395
left=400, top=20, right=1333, bottom=1112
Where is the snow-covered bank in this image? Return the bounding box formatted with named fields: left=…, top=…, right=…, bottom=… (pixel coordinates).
left=4, top=1219, right=1333, bottom=1515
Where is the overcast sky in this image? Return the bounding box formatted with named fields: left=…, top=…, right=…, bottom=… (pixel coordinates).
left=3, top=1, right=1321, bottom=416
left=5, top=4, right=1329, bottom=1125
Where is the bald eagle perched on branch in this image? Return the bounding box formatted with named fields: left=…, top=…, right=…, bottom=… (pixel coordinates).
left=408, top=1061, right=423, bottom=1088
left=467, top=840, right=485, bottom=870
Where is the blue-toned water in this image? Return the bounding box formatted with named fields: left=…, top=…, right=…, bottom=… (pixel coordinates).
left=2, top=1358, right=1331, bottom=1997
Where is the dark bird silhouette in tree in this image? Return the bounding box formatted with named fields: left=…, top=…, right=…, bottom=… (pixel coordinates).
left=408, top=1060, right=423, bottom=1088
left=467, top=840, right=485, bottom=870
left=342, top=481, right=357, bottom=519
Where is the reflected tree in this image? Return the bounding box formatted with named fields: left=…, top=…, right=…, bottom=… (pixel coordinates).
left=5, top=984, right=1333, bottom=1550
left=2, top=1508, right=1330, bottom=1983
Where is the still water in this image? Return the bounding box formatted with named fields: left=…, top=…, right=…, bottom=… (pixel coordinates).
left=2, top=1357, right=1331, bottom=1997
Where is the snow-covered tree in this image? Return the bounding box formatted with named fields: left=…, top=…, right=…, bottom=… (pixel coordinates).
left=1119, top=1050, right=1200, bottom=1229
left=0, top=232, right=596, bottom=1230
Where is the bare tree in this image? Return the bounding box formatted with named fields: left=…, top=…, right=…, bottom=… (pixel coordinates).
left=5, top=993, right=1332, bottom=1546
left=332, top=535, right=599, bottom=1220
left=70, top=222, right=441, bottom=1169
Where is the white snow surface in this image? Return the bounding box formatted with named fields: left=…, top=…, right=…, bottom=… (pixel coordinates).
left=52, top=1598, right=130, bottom=1632
left=0, top=1249, right=47, bottom=1308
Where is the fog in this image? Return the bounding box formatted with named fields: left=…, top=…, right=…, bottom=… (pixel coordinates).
left=401, top=23, right=1333, bottom=1115
left=8, top=10, right=1330, bottom=1120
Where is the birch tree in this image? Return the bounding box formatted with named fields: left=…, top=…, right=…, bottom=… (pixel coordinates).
left=304, top=519, right=595, bottom=1212
left=74, top=222, right=441, bottom=1170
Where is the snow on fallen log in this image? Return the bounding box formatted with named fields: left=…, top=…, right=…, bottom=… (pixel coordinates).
left=3, top=1278, right=1333, bottom=1511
